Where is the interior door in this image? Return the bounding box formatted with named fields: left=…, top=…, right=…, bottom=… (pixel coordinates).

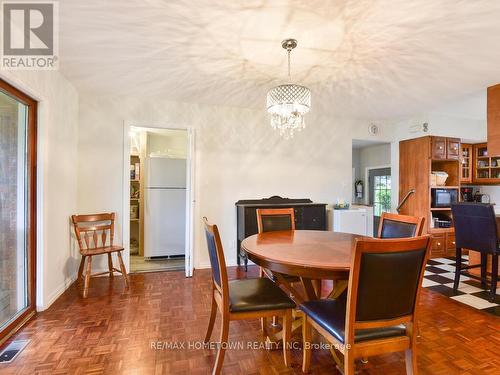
left=369, top=168, right=391, bottom=236
left=0, top=79, right=37, bottom=344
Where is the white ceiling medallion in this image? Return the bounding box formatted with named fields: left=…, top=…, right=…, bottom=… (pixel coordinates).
left=266, top=39, right=311, bottom=139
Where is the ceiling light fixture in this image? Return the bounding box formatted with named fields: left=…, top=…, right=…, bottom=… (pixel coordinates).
left=266, top=39, right=311, bottom=139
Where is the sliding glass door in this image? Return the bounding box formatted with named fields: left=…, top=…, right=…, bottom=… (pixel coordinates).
left=0, top=79, right=37, bottom=344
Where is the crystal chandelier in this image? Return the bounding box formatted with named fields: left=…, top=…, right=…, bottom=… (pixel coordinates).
left=266, top=39, right=311, bottom=139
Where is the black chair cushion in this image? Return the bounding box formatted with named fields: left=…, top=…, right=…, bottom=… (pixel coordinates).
left=229, top=278, right=296, bottom=313
left=299, top=298, right=406, bottom=343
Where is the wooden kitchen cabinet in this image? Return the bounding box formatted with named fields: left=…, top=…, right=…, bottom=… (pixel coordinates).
left=446, top=138, right=460, bottom=160
left=431, top=137, right=447, bottom=159
left=430, top=231, right=456, bottom=258
left=460, top=143, right=473, bottom=183
left=430, top=234, right=446, bottom=258
left=487, top=83, right=500, bottom=156
left=431, top=136, right=460, bottom=160
left=472, top=143, right=500, bottom=184
left=400, top=136, right=461, bottom=259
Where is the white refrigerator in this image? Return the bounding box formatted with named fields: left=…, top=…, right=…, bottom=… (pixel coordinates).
left=144, top=157, right=186, bottom=258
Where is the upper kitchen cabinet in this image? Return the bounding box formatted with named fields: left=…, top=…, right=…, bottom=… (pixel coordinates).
left=472, top=143, right=500, bottom=184
left=431, top=136, right=460, bottom=160
left=487, top=83, right=500, bottom=155
left=460, top=143, right=473, bottom=183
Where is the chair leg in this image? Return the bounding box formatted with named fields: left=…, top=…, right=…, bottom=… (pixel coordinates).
left=302, top=315, right=312, bottom=373
left=108, top=253, right=114, bottom=277
left=117, top=251, right=129, bottom=288
left=344, top=349, right=355, bottom=375
left=490, top=254, right=498, bottom=302
left=405, top=348, right=417, bottom=375
left=405, top=322, right=418, bottom=375
left=453, top=247, right=461, bottom=292
left=282, top=309, right=292, bottom=367
left=77, top=256, right=86, bottom=283
left=480, top=253, right=487, bottom=288
left=260, top=317, right=268, bottom=338
left=205, top=291, right=217, bottom=343
left=213, top=312, right=229, bottom=375
left=83, top=256, right=92, bottom=298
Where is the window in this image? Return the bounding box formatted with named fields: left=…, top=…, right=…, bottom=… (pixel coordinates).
left=373, top=175, right=391, bottom=217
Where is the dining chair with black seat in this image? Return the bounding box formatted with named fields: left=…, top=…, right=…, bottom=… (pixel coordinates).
left=451, top=203, right=499, bottom=302
left=301, top=235, right=431, bottom=375
left=71, top=213, right=129, bottom=298
left=378, top=212, right=425, bottom=239
left=256, top=208, right=300, bottom=282
left=327, top=212, right=425, bottom=301
left=256, top=208, right=302, bottom=329
left=203, top=217, right=295, bottom=375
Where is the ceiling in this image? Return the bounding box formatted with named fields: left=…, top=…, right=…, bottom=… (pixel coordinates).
left=60, top=0, right=500, bottom=119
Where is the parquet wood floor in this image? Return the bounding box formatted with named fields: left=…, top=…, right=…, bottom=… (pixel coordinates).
left=1, top=266, right=499, bottom=374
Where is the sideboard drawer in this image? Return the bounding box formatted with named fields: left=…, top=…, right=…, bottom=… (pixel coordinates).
left=431, top=235, right=445, bottom=258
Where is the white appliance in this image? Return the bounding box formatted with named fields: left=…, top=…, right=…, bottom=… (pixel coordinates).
left=330, top=206, right=374, bottom=237
left=144, top=157, right=186, bottom=258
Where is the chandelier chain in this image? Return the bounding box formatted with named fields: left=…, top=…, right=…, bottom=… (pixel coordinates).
left=287, top=48, right=291, bottom=81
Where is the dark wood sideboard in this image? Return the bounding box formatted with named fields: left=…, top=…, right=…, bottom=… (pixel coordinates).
left=236, top=196, right=327, bottom=269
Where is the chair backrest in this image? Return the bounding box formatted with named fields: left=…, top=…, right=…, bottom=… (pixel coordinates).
left=203, top=217, right=229, bottom=301
left=451, top=203, right=498, bottom=254
left=256, top=208, right=295, bottom=234
left=72, top=213, right=116, bottom=252
left=345, top=236, right=431, bottom=343
left=378, top=212, right=425, bottom=239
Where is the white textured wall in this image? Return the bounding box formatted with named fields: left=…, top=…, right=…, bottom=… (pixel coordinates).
left=0, top=71, right=79, bottom=310
left=77, top=95, right=391, bottom=269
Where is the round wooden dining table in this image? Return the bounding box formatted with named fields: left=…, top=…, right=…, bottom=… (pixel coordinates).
left=241, top=230, right=366, bottom=304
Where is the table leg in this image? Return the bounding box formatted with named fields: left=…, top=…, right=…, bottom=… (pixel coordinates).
left=327, top=279, right=348, bottom=300
left=273, top=272, right=306, bottom=304
left=301, top=278, right=319, bottom=300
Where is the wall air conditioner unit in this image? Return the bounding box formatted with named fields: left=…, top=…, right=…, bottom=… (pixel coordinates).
left=409, top=122, right=429, bottom=134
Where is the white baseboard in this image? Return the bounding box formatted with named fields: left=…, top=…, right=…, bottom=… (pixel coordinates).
left=36, top=267, right=121, bottom=311
left=38, top=274, right=77, bottom=311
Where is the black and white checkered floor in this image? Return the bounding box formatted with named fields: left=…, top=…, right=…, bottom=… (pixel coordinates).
left=423, top=255, right=500, bottom=316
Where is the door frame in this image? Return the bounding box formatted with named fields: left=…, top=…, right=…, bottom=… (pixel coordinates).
left=122, top=122, right=195, bottom=277
left=364, top=165, right=391, bottom=205
left=367, top=166, right=392, bottom=236
left=0, top=79, right=37, bottom=345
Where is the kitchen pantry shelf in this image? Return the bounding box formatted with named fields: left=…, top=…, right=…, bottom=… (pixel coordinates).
left=399, top=136, right=459, bottom=258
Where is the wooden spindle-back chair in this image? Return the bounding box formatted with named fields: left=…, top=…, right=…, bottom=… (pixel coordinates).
left=71, top=213, right=129, bottom=298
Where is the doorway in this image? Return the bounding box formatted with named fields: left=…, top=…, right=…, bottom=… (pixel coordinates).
left=369, top=167, right=392, bottom=236
left=126, top=127, right=193, bottom=274
left=0, top=79, right=37, bottom=344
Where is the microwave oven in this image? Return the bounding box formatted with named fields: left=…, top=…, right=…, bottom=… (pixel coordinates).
left=431, top=188, right=458, bottom=208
